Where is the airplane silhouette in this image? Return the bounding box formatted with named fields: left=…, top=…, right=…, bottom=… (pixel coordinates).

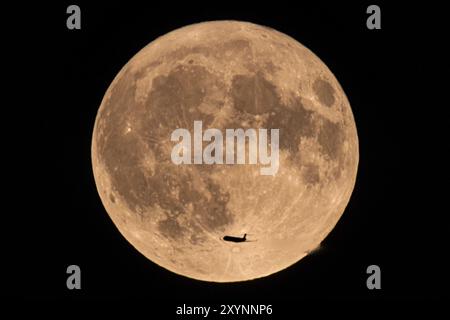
left=222, top=233, right=256, bottom=243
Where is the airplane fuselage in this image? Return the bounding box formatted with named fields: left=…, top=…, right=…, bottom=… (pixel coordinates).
left=223, top=234, right=247, bottom=243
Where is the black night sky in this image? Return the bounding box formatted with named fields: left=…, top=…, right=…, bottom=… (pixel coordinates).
left=6, top=0, right=445, bottom=312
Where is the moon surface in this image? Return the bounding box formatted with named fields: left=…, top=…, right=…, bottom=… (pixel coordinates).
left=92, top=21, right=359, bottom=282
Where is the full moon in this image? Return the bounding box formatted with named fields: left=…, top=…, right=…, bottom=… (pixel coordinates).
left=92, top=21, right=358, bottom=282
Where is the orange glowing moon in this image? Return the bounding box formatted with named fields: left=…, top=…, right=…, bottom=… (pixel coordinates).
left=92, top=21, right=358, bottom=282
